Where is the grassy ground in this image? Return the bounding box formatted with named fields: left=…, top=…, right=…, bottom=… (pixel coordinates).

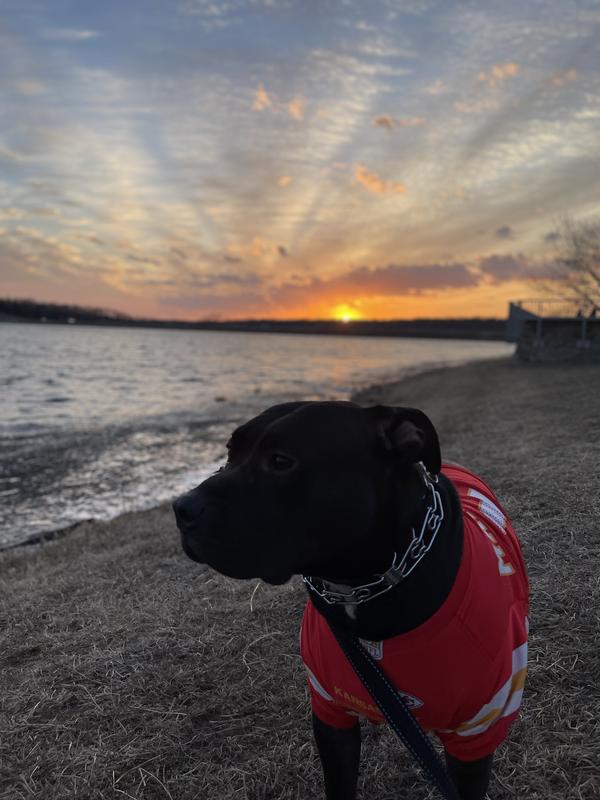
left=1, top=357, right=599, bottom=800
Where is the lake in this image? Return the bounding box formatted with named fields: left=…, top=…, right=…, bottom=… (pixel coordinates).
left=0, top=323, right=514, bottom=547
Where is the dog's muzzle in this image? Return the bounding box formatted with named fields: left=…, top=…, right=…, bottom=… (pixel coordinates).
left=173, top=489, right=220, bottom=562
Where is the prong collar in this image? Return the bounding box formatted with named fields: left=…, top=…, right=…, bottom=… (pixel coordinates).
left=302, top=462, right=444, bottom=606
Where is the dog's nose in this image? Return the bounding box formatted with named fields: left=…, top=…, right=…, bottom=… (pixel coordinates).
left=172, top=491, right=205, bottom=526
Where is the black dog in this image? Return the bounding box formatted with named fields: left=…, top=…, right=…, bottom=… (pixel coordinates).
left=173, top=402, right=529, bottom=800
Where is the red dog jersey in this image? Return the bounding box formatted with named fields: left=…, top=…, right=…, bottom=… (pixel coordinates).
left=300, top=463, right=529, bottom=761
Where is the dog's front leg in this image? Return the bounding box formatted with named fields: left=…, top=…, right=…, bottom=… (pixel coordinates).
left=312, top=714, right=361, bottom=800
left=444, top=751, right=494, bottom=800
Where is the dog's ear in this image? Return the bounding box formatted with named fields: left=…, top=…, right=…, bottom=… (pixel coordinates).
left=371, top=406, right=441, bottom=474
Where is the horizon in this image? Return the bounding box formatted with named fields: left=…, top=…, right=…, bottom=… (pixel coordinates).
left=1, top=296, right=508, bottom=324
left=1, top=2, right=599, bottom=321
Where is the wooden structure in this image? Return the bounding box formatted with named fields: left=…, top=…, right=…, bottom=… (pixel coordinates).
left=508, top=300, right=599, bottom=362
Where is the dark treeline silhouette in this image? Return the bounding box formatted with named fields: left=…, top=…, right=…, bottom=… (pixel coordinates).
left=0, top=298, right=507, bottom=340
left=0, top=298, right=131, bottom=323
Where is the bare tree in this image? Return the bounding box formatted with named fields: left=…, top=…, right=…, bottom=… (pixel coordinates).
left=553, top=217, right=600, bottom=313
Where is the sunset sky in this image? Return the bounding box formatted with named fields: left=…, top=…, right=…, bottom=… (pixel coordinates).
left=1, top=0, right=599, bottom=320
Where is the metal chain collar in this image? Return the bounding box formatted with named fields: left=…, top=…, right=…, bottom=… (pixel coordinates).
left=302, top=462, right=444, bottom=606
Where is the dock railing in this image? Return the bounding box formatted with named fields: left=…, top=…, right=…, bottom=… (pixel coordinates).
left=507, top=298, right=598, bottom=351
left=510, top=298, right=595, bottom=319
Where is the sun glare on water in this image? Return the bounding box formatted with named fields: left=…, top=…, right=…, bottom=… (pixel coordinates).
left=332, top=304, right=362, bottom=323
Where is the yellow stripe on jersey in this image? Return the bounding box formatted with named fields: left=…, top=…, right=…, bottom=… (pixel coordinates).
left=453, top=638, right=528, bottom=738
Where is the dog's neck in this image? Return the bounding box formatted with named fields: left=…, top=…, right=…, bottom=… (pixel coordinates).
left=305, top=473, right=463, bottom=640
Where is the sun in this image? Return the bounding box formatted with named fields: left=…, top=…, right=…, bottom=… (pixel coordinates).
left=332, top=303, right=362, bottom=323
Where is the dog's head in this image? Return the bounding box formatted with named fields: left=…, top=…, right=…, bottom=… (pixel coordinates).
left=173, top=401, right=440, bottom=585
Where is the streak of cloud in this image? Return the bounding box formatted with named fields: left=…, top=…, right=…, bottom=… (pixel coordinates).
left=551, top=68, right=578, bottom=87
left=252, top=84, right=271, bottom=111
left=372, top=115, right=425, bottom=129
left=288, top=96, right=305, bottom=120
left=354, top=164, right=406, bottom=196
left=42, top=28, right=100, bottom=41
left=477, top=253, right=556, bottom=284
left=496, top=226, right=515, bottom=240
left=477, top=62, right=520, bottom=88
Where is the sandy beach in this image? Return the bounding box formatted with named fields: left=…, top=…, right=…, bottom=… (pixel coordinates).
left=2, top=357, right=599, bottom=800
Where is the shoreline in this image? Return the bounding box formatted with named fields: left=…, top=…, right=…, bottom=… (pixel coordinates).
left=1, top=354, right=512, bottom=554
left=2, top=357, right=599, bottom=799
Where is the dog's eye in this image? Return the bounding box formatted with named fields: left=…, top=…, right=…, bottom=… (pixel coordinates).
left=265, top=453, right=296, bottom=472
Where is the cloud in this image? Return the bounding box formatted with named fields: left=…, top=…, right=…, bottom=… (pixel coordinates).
left=126, top=253, right=160, bottom=266
left=354, top=164, right=406, bottom=196
left=356, top=37, right=415, bottom=59
left=397, top=117, right=425, bottom=128
left=372, top=115, right=425, bottom=130
left=14, top=80, right=46, bottom=96
left=338, top=263, right=477, bottom=293
left=156, top=260, right=481, bottom=320
left=250, top=237, right=265, bottom=257
left=551, top=69, right=577, bottom=87
left=288, top=96, right=305, bottom=121
left=544, top=231, right=561, bottom=243
left=160, top=251, right=520, bottom=318
left=278, top=175, right=292, bottom=187
left=278, top=245, right=288, bottom=258
left=495, top=225, right=514, bottom=240
left=272, top=262, right=478, bottom=309
left=478, top=254, right=525, bottom=283
left=186, top=271, right=262, bottom=288
left=0, top=207, right=27, bottom=221
left=159, top=289, right=265, bottom=315
left=454, top=96, right=499, bottom=115
left=227, top=236, right=277, bottom=260
left=42, top=29, right=100, bottom=42
left=0, top=142, right=31, bottom=163
left=372, top=115, right=395, bottom=130
left=477, top=253, right=555, bottom=284
left=477, top=62, right=520, bottom=88
left=178, top=0, right=248, bottom=31
left=252, top=84, right=271, bottom=111
left=355, top=20, right=377, bottom=32
left=422, top=79, right=448, bottom=96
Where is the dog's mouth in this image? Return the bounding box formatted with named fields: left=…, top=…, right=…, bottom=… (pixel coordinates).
left=179, top=528, right=293, bottom=585
left=179, top=526, right=231, bottom=562
left=180, top=530, right=208, bottom=564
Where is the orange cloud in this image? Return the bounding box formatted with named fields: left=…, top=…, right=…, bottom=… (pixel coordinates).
left=551, top=68, right=577, bottom=87
left=478, top=62, right=520, bottom=88
left=372, top=115, right=425, bottom=129
left=354, top=164, right=406, bottom=196
left=252, top=84, right=271, bottom=111
left=227, top=235, right=286, bottom=261
left=288, top=96, right=305, bottom=120
left=397, top=117, right=425, bottom=127
left=270, top=263, right=478, bottom=316
left=278, top=175, right=292, bottom=187
left=249, top=236, right=265, bottom=257
left=372, top=115, right=395, bottom=130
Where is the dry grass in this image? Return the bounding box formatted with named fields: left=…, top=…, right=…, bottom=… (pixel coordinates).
left=1, top=358, right=599, bottom=799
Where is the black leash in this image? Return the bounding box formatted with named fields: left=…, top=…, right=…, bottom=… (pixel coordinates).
left=329, top=622, right=461, bottom=800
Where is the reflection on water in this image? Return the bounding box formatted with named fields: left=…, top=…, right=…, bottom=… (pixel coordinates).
left=0, top=323, right=514, bottom=546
